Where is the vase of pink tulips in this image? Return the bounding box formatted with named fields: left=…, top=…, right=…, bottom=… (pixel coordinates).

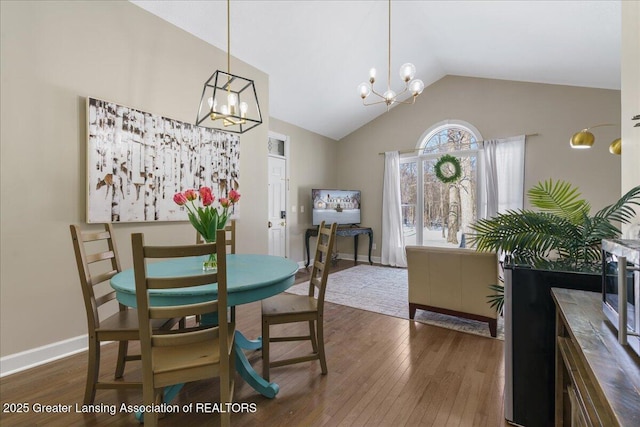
left=173, top=187, right=241, bottom=270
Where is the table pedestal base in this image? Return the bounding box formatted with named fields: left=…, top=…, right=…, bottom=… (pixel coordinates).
left=134, top=330, right=278, bottom=421
left=234, top=331, right=279, bottom=397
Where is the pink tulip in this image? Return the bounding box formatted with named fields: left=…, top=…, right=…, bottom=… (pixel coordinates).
left=184, top=189, right=198, bottom=202
left=219, top=197, right=230, bottom=208
left=199, top=187, right=214, bottom=206
left=199, top=187, right=212, bottom=198
left=173, top=192, right=188, bottom=206
left=229, top=189, right=241, bottom=204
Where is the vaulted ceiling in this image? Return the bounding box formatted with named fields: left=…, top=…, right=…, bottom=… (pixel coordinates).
left=131, top=0, right=621, bottom=140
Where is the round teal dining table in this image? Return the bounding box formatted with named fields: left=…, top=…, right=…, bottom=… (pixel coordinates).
left=110, top=253, right=299, bottom=405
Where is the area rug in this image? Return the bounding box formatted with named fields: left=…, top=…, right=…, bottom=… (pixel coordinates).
left=287, top=264, right=504, bottom=340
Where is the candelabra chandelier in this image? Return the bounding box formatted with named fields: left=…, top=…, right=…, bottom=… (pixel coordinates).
left=358, top=0, right=424, bottom=110
left=196, top=0, right=262, bottom=134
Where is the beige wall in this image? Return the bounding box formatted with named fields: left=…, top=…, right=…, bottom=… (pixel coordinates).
left=0, top=1, right=273, bottom=358
left=337, top=76, right=621, bottom=259
left=268, top=118, right=339, bottom=262
left=621, top=0, right=640, bottom=235
left=0, top=1, right=630, bottom=365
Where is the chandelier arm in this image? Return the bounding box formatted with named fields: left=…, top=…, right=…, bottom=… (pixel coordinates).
left=395, top=85, right=409, bottom=97
left=363, top=99, right=390, bottom=107
left=369, top=87, right=387, bottom=100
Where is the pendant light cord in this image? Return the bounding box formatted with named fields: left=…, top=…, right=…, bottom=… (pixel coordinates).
left=387, top=0, right=391, bottom=92
left=227, top=0, right=231, bottom=76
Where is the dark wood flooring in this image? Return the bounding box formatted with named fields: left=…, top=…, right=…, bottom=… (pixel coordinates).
left=0, top=261, right=508, bottom=426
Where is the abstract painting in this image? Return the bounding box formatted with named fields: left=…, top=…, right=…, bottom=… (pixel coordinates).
left=86, top=97, right=240, bottom=223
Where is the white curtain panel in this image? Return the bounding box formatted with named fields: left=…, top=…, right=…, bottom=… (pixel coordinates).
left=483, top=139, right=500, bottom=218
left=381, top=151, right=407, bottom=267
left=482, top=135, right=526, bottom=218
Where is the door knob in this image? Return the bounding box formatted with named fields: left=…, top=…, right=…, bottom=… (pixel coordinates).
left=268, top=221, right=272, bottom=228
left=280, top=221, right=286, bottom=226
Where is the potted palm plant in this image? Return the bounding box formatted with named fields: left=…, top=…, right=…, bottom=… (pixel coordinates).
left=468, top=179, right=640, bottom=427
left=470, top=179, right=640, bottom=273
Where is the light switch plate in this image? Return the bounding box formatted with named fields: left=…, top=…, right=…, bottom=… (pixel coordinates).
left=300, top=205, right=305, bottom=213
left=291, top=205, right=297, bottom=213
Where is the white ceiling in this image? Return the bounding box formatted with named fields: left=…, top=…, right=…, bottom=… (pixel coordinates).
left=130, top=0, right=621, bottom=140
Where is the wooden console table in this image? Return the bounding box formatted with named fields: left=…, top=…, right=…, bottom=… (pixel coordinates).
left=552, top=288, right=640, bottom=426
left=305, top=225, right=373, bottom=268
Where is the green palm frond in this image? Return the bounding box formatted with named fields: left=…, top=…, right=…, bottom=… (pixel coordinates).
left=593, top=185, right=640, bottom=224
left=486, top=284, right=504, bottom=316
left=470, top=180, right=640, bottom=272
left=470, top=210, right=581, bottom=265
left=527, top=179, right=590, bottom=223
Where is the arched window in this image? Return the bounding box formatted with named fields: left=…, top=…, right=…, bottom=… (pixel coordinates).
left=400, top=120, right=483, bottom=247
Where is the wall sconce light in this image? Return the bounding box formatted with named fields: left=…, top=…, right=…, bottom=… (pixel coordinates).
left=570, top=123, right=621, bottom=155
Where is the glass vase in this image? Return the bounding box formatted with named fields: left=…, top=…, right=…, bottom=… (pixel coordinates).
left=202, top=252, right=217, bottom=271
left=201, top=221, right=226, bottom=271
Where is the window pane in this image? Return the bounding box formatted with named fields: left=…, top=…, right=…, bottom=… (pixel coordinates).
left=400, top=123, right=481, bottom=248
left=422, top=127, right=478, bottom=155
left=400, top=161, right=417, bottom=246
left=422, top=154, right=477, bottom=248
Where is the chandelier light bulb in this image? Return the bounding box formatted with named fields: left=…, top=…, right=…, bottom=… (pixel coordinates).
left=358, top=82, right=371, bottom=99
left=369, top=68, right=377, bottom=83
left=239, top=101, right=248, bottom=115
left=207, top=97, right=218, bottom=111
left=399, top=63, right=416, bottom=82
left=410, top=79, right=425, bottom=96
left=383, top=89, right=396, bottom=103
left=227, top=93, right=238, bottom=115
left=220, top=104, right=229, bottom=115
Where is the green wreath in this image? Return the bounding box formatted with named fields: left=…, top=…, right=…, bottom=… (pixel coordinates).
left=434, top=154, right=462, bottom=183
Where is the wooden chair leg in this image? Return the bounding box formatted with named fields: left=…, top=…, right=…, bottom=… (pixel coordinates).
left=262, top=318, right=270, bottom=381
left=309, top=320, right=318, bottom=353
left=84, top=338, right=99, bottom=405
left=316, top=315, right=327, bottom=375
left=142, top=388, right=161, bottom=427
left=114, top=340, right=128, bottom=379
left=220, top=361, right=231, bottom=427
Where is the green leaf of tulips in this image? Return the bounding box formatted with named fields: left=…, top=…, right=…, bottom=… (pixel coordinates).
left=188, top=212, right=206, bottom=238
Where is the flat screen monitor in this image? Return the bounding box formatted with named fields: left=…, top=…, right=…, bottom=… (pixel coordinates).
left=312, top=189, right=361, bottom=226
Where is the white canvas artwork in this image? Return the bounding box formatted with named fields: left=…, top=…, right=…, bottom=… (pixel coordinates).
left=87, top=97, right=240, bottom=223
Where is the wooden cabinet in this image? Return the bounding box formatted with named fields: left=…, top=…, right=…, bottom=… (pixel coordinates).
left=553, top=288, right=640, bottom=426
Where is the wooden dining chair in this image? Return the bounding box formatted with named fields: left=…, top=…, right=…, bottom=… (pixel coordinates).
left=70, top=223, right=180, bottom=405
left=196, top=219, right=236, bottom=254
left=132, top=229, right=235, bottom=427
left=261, top=221, right=337, bottom=381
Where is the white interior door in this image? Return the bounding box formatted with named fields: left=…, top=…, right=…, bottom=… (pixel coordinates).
left=268, top=155, right=287, bottom=257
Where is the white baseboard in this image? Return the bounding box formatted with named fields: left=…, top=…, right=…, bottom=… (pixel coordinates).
left=1, top=255, right=373, bottom=379
left=0, top=314, right=203, bottom=378
left=336, top=252, right=381, bottom=265
left=0, top=334, right=88, bottom=378
left=301, top=253, right=381, bottom=268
